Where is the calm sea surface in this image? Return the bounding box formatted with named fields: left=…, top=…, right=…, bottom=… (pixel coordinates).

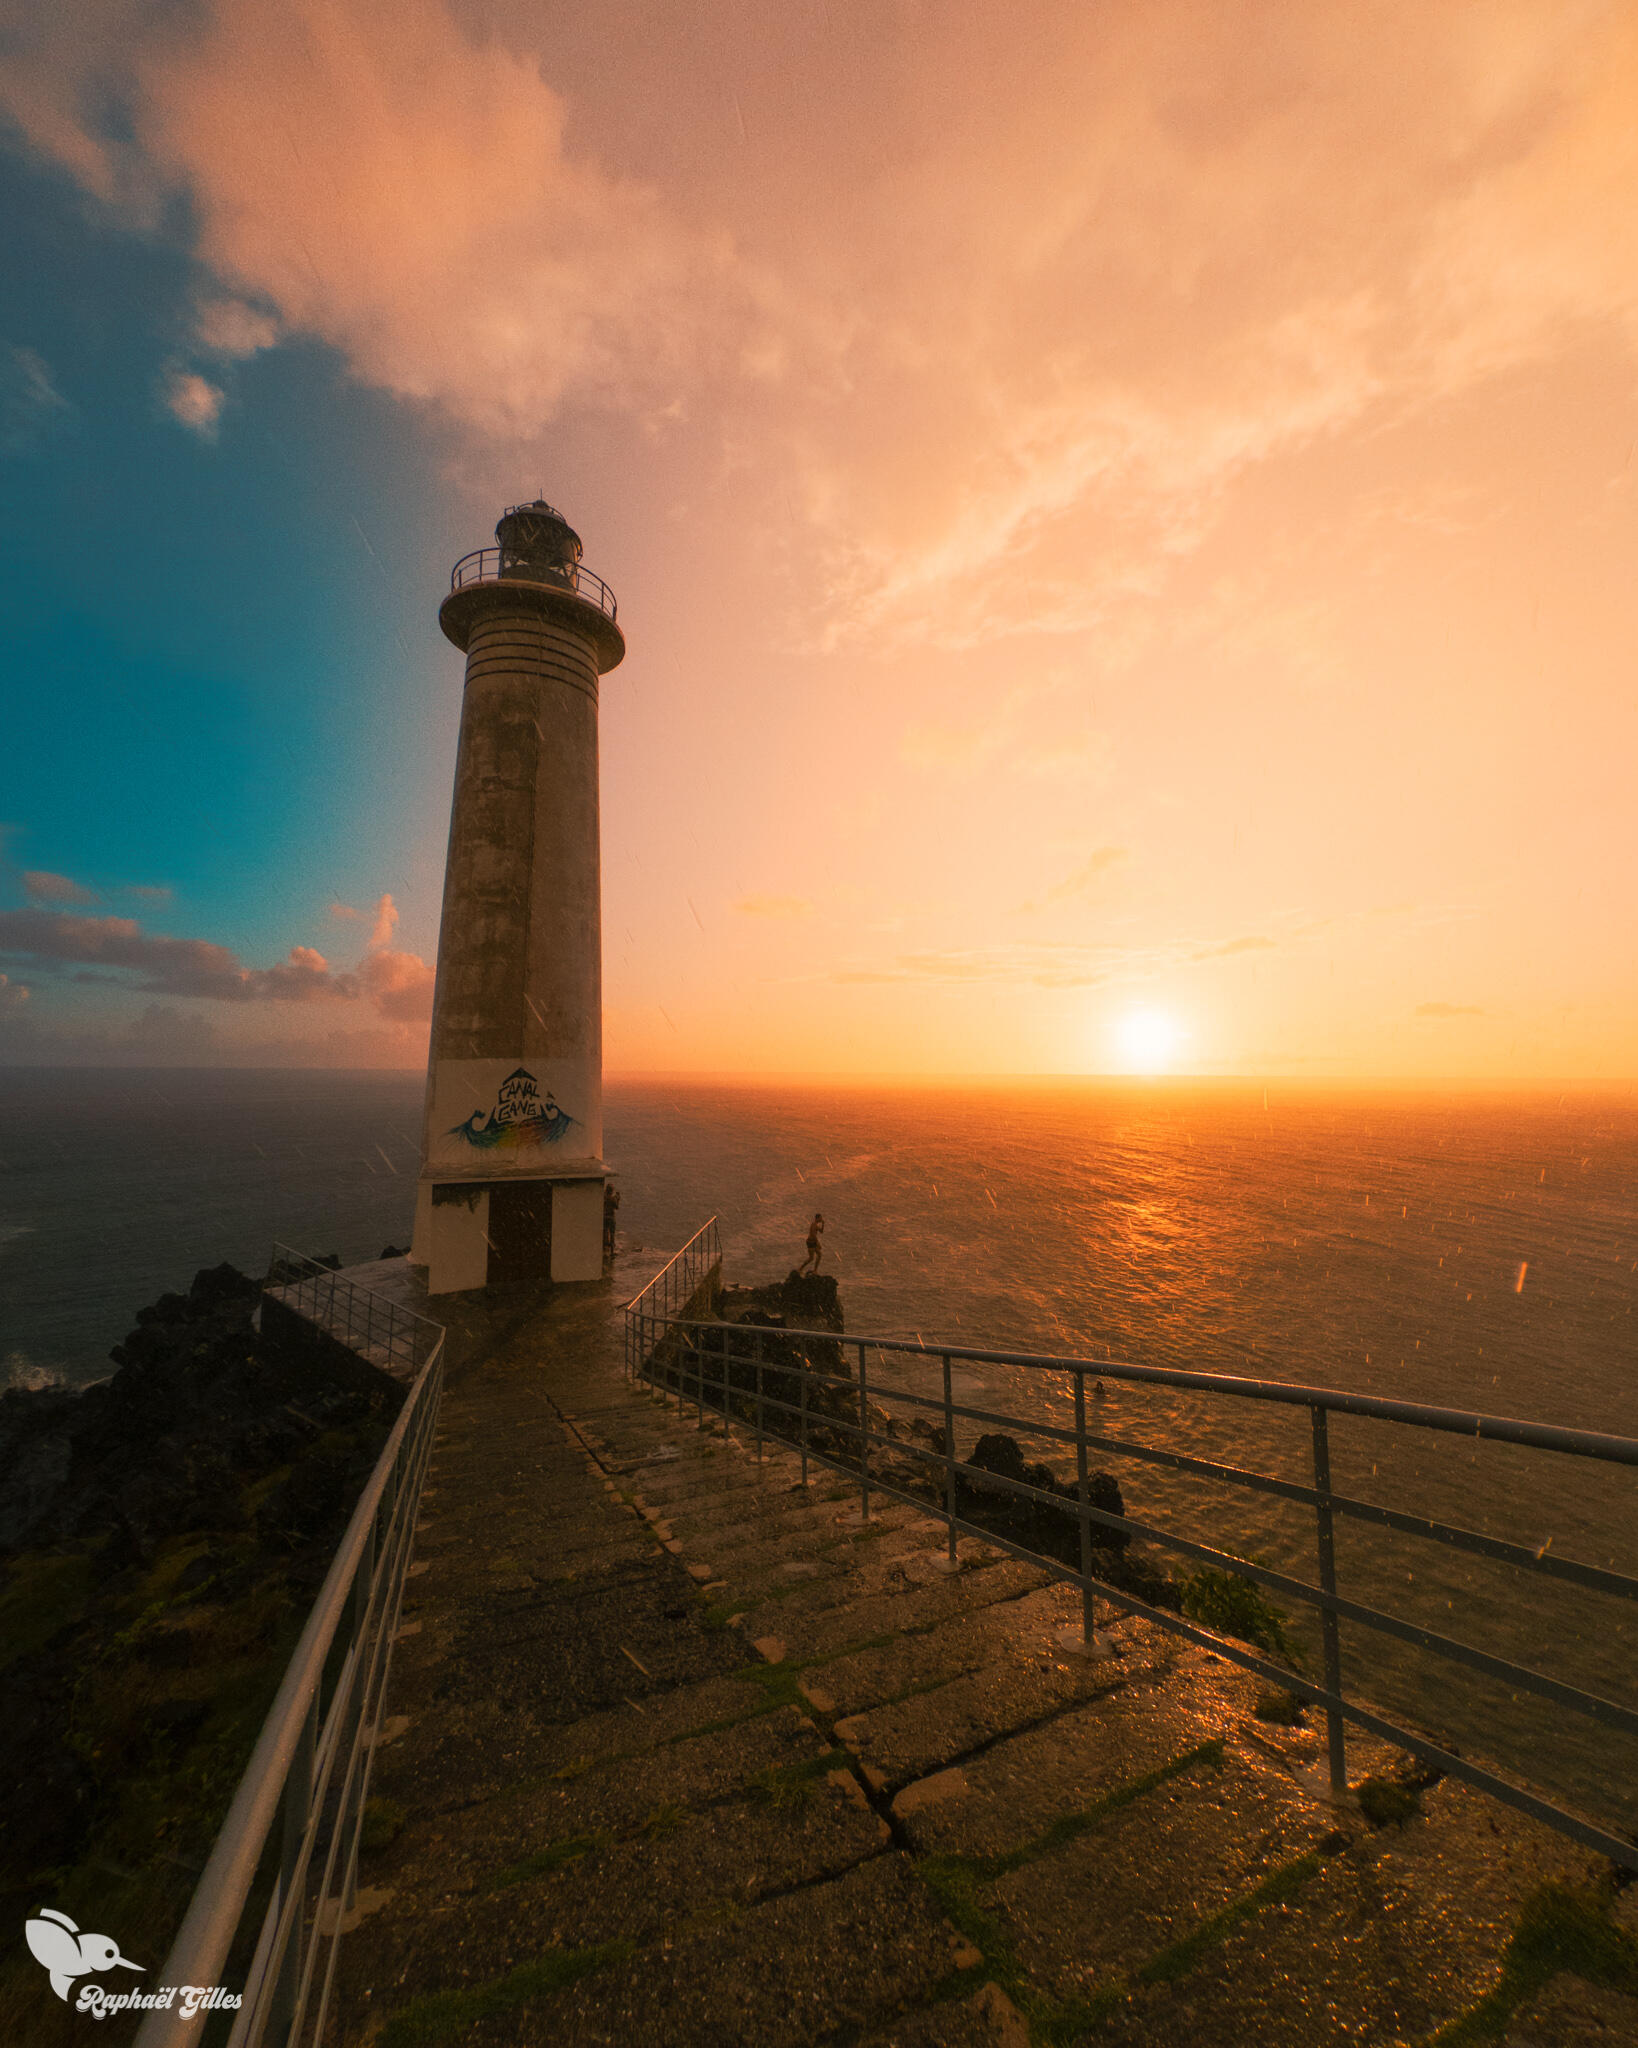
left=1, top=1068, right=1634, bottom=1830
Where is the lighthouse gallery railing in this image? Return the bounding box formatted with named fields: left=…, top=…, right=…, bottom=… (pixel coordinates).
left=448, top=547, right=618, bottom=621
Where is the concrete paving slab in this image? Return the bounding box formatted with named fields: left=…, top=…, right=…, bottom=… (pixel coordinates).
left=462, top=1853, right=956, bottom=2048
left=830, top=1637, right=1137, bottom=1793
left=807, top=1585, right=1102, bottom=1719
left=892, top=1666, right=1228, bottom=1861
left=986, top=1742, right=1336, bottom=2001
left=859, top=1981, right=1030, bottom=2046
left=351, top=1777, right=888, bottom=2000
left=1499, top=1976, right=1638, bottom=2045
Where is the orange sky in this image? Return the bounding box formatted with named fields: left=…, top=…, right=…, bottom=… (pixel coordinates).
left=5, top=0, right=1638, bottom=1078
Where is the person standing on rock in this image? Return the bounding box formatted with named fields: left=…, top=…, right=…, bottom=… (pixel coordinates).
left=800, top=1213, right=825, bottom=1274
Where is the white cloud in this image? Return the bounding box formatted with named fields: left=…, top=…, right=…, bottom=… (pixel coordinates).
left=0, top=346, right=71, bottom=452
left=195, top=295, right=279, bottom=357
left=163, top=367, right=225, bottom=435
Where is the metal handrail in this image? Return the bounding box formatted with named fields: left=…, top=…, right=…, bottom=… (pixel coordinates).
left=623, top=1218, right=721, bottom=1382
left=266, top=1244, right=443, bottom=1377
left=135, top=1257, right=446, bottom=2046
left=448, top=547, right=618, bottom=621
left=627, top=1306, right=1638, bottom=1876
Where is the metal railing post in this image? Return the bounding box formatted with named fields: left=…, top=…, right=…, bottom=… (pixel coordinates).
left=754, top=1328, right=765, bottom=1464
left=858, top=1340, right=871, bottom=1521
left=943, top=1353, right=958, bottom=1571
left=1076, top=1369, right=1095, bottom=1646
left=799, top=1350, right=810, bottom=1487
left=1310, top=1404, right=1347, bottom=1798
left=269, top=1687, right=319, bottom=2042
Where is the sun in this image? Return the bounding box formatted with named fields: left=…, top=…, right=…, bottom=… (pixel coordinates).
left=1113, top=1007, right=1184, bottom=1074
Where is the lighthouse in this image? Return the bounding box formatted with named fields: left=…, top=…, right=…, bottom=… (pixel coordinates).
left=410, top=500, right=624, bottom=1295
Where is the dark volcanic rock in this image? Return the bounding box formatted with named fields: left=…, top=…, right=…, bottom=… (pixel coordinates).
left=0, top=1259, right=407, bottom=1920
left=0, top=1263, right=401, bottom=1562
left=959, top=1431, right=1131, bottom=1558
left=772, top=1271, right=844, bottom=1331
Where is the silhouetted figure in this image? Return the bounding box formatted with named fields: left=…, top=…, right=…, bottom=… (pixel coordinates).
left=800, top=1212, right=825, bottom=1275
left=603, top=1182, right=620, bottom=1263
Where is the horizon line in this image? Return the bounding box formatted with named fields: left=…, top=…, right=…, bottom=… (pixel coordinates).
left=1, top=1060, right=1634, bottom=1091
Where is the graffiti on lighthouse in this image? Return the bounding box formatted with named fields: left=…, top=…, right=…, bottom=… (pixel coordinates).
left=427, top=1059, right=598, bottom=1170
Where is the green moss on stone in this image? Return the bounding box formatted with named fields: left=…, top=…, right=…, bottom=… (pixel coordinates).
left=1180, top=1565, right=1300, bottom=1663
left=1428, top=1882, right=1638, bottom=2045
left=360, top=1797, right=408, bottom=1855
left=376, top=1939, right=636, bottom=2046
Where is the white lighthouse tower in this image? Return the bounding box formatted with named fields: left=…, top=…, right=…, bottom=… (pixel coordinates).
left=410, top=500, right=624, bottom=1295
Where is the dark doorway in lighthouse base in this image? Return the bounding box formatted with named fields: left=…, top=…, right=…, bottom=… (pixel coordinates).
left=487, top=1180, right=553, bottom=1287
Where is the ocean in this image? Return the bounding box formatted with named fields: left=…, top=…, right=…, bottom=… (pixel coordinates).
left=2, top=1067, right=1634, bottom=1834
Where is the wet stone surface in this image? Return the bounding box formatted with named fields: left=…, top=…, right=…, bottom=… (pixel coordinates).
left=335, top=1256, right=1638, bottom=2047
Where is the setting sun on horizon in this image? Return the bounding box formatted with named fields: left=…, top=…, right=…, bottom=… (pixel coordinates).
left=1112, top=1009, right=1187, bottom=1076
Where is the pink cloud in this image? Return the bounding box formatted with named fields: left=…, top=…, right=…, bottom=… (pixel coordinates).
left=0, top=908, right=431, bottom=1018
left=7, top=0, right=1636, bottom=648
left=164, top=366, right=224, bottom=435
left=366, top=892, right=398, bottom=951
left=358, top=946, right=435, bottom=1020
left=23, top=870, right=95, bottom=905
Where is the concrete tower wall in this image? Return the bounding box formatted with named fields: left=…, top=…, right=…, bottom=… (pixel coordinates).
left=413, top=520, right=624, bottom=1295
left=427, top=605, right=602, bottom=1151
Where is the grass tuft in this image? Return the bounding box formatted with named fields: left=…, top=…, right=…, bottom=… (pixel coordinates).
left=1428, top=1882, right=1638, bottom=2045
left=1137, top=1852, right=1323, bottom=1986
left=359, top=1797, right=408, bottom=1855
left=484, top=1833, right=610, bottom=1890
left=1180, top=1565, right=1301, bottom=1664
left=754, top=1749, right=851, bottom=1811
left=376, top=1939, right=636, bottom=2046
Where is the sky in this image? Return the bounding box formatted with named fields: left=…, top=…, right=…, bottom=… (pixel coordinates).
left=1, top=0, right=1636, bottom=1081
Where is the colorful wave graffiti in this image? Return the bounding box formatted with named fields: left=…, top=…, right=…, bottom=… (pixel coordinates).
left=449, top=1105, right=578, bottom=1151
left=448, top=1066, right=579, bottom=1152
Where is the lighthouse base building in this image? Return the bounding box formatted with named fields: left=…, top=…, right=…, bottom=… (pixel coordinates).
left=409, top=500, right=624, bottom=1297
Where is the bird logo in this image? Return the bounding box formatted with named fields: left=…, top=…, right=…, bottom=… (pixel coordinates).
left=25, top=1908, right=144, bottom=2002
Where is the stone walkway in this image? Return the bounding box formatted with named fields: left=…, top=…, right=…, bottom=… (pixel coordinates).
left=335, top=1267, right=1638, bottom=2047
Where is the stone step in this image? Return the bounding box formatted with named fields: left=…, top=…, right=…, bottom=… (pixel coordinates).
left=979, top=1739, right=1335, bottom=2005
left=1087, top=1775, right=1614, bottom=2045
left=830, top=1627, right=1145, bottom=1794
left=462, top=1853, right=956, bottom=2048
left=805, top=1585, right=1097, bottom=1721
left=723, top=1557, right=1051, bottom=1666
left=349, top=1731, right=887, bottom=2009
left=889, top=1657, right=1229, bottom=1863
